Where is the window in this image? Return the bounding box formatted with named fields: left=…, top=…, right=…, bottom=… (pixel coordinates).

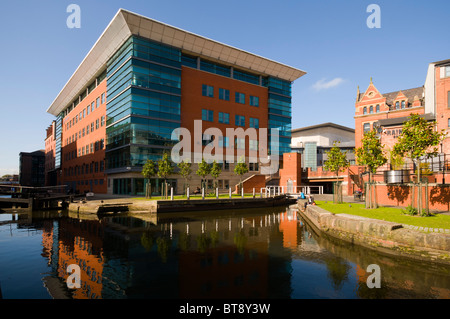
left=86, top=125, right=89, bottom=135
left=91, top=122, right=94, bottom=132
left=96, top=97, right=100, bottom=108
left=101, top=116, right=105, bottom=126
left=82, top=128, right=85, bottom=137
left=91, top=102, right=95, bottom=113
left=219, top=88, right=230, bottom=101
left=202, top=84, right=214, bottom=97
left=369, top=106, right=373, bottom=114
left=202, top=134, right=213, bottom=146
left=395, top=101, right=400, bottom=110
left=249, top=96, right=259, bottom=107
left=90, top=143, right=94, bottom=153
left=235, top=138, right=245, bottom=149
left=101, top=93, right=105, bottom=104
left=448, top=118, right=450, bottom=128
left=86, top=106, right=90, bottom=116
left=202, top=109, right=214, bottom=122
left=401, top=100, right=405, bottom=109
left=363, top=107, right=367, bottom=115
left=249, top=162, right=259, bottom=171
left=96, top=119, right=99, bottom=129
left=235, top=92, right=245, bottom=104
left=218, top=112, right=230, bottom=124
left=219, top=136, right=229, bottom=147
left=446, top=66, right=450, bottom=77
left=83, top=109, right=85, bottom=118
left=235, top=115, right=245, bottom=127
left=376, top=104, right=380, bottom=113
left=448, top=91, right=450, bottom=108
left=363, top=123, right=371, bottom=132
left=249, top=140, right=258, bottom=151
left=249, top=117, right=259, bottom=128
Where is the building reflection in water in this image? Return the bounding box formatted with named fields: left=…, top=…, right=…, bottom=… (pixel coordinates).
left=29, top=206, right=450, bottom=299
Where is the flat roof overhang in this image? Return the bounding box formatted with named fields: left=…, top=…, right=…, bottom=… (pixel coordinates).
left=46, top=9, right=306, bottom=116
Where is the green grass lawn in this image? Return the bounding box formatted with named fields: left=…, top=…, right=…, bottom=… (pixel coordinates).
left=316, top=200, right=450, bottom=230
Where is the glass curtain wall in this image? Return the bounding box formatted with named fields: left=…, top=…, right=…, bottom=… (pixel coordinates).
left=105, top=36, right=182, bottom=194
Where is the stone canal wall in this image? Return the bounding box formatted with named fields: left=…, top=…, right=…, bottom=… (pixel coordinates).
left=299, top=203, right=450, bottom=265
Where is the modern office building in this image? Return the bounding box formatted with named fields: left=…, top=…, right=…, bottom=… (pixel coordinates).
left=45, top=9, right=306, bottom=195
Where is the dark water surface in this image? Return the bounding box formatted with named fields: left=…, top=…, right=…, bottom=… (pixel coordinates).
left=0, top=205, right=449, bottom=299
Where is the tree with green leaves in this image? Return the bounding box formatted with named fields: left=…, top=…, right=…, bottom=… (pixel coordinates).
left=355, top=130, right=387, bottom=209
left=392, top=113, right=446, bottom=215
left=196, top=158, right=211, bottom=190
left=210, top=160, right=222, bottom=189
left=177, top=159, right=192, bottom=196
left=234, top=156, right=249, bottom=193
left=142, top=159, right=157, bottom=198
left=324, top=141, right=350, bottom=203
left=158, top=152, right=174, bottom=199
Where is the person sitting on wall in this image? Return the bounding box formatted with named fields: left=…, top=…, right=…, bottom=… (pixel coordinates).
left=299, top=192, right=305, bottom=199
left=304, top=195, right=316, bottom=210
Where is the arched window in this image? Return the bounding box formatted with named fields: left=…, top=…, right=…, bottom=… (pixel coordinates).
left=363, top=107, right=367, bottom=115
left=376, top=104, right=380, bottom=113
left=369, top=106, right=373, bottom=114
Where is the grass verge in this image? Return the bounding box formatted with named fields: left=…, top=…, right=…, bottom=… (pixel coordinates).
left=316, top=200, right=450, bottom=230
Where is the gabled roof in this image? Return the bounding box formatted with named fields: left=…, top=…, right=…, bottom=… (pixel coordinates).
left=47, top=9, right=306, bottom=116
left=358, top=86, right=424, bottom=106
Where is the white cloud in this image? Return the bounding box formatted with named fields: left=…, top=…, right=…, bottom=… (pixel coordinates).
left=312, top=78, right=345, bottom=91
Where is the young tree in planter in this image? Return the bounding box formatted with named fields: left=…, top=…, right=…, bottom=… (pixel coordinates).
left=392, top=113, right=446, bottom=216
left=355, top=130, right=387, bottom=209
left=234, top=157, right=249, bottom=193
left=177, top=159, right=192, bottom=196
left=196, top=158, right=211, bottom=191
left=157, top=152, right=174, bottom=199
left=324, top=141, right=350, bottom=203
left=142, top=159, right=157, bottom=198
left=210, top=160, right=222, bottom=190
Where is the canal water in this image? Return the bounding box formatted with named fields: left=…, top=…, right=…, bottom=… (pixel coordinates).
left=0, top=205, right=449, bottom=299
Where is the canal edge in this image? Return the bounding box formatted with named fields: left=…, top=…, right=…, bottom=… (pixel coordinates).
left=297, top=202, right=450, bottom=266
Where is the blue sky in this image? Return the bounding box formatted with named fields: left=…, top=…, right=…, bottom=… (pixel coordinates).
left=1, top=0, right=449, bottom=176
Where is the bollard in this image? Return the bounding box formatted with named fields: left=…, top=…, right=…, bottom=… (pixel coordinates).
left=260, top=189, right=263, bottom=198
left=187, top=187, right=190, bottom=200
left=216, top=187, right=219, bottom=199
left=229, top=188, right=232, bottom=199
left=170, top=187, right=173, bottom=200
left=202, top=188, right=205, bottom=200
left=253, top=188, right=255, bottom=199
left=241, top=187, right=244, bottom=198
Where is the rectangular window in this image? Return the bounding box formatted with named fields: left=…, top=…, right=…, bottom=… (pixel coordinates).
left=86, top=125, right=89, bottom=135
left=91, top=102, right=95, bottom=113
left=82, top=128, right=85, bottom=137
left=101, top=93, right=105, bottom=104
left=249, top=140, right=258, bottom=151
left=202, top=109, right=214, bottom=122
left=249, top=118, right=259, bottom=128
left=219, top=136, right=229, bottom=147
left=86, top=106, right=90, bottom=116
left=219, top=88, right=230, bottom=101
left=218, top=112, right=230, bottom=124
left=446, top=66, right=450, bottom=77
left=202, top=84, right=214, bottom=97
left=91, top=122, right=94, bottom=132
left=363, top=123, right=371, bottom=133
left=100, top=161, right=104, bottom=172
left=235, top=115, right=245, bottom=127
left=83, top=109, right=85, bottom=118
left=101, top=116, right=105, bottom=126
left=90, top=143, right=94, bottom=153
left=235, top=92, right=245, bottom=104
left=448, top=118, right=450, bottom=128
left=249, top=96, right=259, bottom=107
left=96, top=97, right=100, bottom=108
left=235, top=137, right=245, bottom=149
left=448, top=91, right=450, bottom=108
left=96, top=119, right=99, bottom=129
